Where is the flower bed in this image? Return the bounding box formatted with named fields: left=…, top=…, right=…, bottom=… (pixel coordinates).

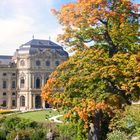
left=0, top=110, right=13, bottom=114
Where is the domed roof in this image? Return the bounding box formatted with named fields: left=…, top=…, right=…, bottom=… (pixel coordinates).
left=17, top=39, right=68, bottom=57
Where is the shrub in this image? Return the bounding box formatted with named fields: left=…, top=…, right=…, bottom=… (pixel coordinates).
left=30, top=129, right=45, bottom=140
left=107, top=130, right=128, bottom=140
left=109, top=105, right=140, bottom=136
left=55, top=121, right=84, bottom=140
left=3, top=116, right=21, bottom=131
left=0, top=129, right=6, bottom=140
left=3, top=116, right=38, bottom=131
left=6, top=129, right=32, bottom=140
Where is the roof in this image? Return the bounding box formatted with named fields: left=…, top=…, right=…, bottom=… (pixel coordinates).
left=0, top=55, right=12, bottom=59
left=17, top=39, right=68, bottom=57
left=21, top=39, right=62, bottom=49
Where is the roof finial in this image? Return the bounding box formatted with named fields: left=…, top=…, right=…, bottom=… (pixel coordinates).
left=32, top=35, right=34, bottom=39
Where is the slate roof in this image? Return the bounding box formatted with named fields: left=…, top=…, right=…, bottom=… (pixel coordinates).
left=0, top=55, right=12, bottom=59
left=18, top=39, right=68, bottom=57
left=21, top=39, right=62, bottom=49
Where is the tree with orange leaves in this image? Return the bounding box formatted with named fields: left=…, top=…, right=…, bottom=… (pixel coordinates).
left=41, top=0, right=140, bottom=139
left=52, top=0, right=139, bottom=57
left=41, top=48, right=140, bottom=139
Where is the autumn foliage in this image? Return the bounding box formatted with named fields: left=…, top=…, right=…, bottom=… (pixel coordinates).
left=41, top=49, right=140, bottom=129
left=52, top=0, right=139, bottom=56
left=42, top=0, right=139, bottom=139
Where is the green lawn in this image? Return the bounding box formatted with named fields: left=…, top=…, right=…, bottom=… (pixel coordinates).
left=16, top=109, right=62, bottom=122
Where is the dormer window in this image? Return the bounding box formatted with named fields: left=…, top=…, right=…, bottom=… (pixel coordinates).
left=36, top=60, right=41, bottom=66
left=46, top=60, right=50, bottom=66
left=20, top=60, right=25, bottom=66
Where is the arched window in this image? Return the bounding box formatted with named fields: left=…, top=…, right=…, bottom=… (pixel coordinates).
left=2, top=100, right=7, bottom=107
left=12, top=100, right=16, bottom=106
left=20, top=78, right=25, bottom=88
left=35, top=95, right=41, bottom=108
left=20, top=60, right=25, bottom=66
left=36, top=78, right=41, bottom=89
left=20, top=96, right=25, bottom=107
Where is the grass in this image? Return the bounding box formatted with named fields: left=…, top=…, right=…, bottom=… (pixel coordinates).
left=16, top=109, right=62, bottom=122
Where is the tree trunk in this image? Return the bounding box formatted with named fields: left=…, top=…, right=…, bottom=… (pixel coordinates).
left=104, top=31, right=117, bottom=57
left=88, top=109, right=101, bottom=140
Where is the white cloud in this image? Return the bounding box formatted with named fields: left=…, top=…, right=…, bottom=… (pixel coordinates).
left=0, top=15, right=35, bottom=55
left=0, top=0, right=63, bottom=55
left=0, top=16, right=34, bottom=41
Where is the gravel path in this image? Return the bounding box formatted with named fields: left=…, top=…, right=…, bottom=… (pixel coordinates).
left=49, top=115, right=63, bottom=123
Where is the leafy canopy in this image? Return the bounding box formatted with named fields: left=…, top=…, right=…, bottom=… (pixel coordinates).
left=42, top=0, right=140, bottom=138
left=41, top=48, right=140, bottom=128
left=52, top=0, right=139, bottom=56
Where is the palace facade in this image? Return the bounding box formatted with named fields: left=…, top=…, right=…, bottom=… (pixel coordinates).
left=0, top=39, right=68, bottom=110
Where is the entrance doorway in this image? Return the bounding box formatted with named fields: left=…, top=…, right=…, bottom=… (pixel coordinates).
left=35, top=95, right=41, bottom=108
left=20, top=96, right=25, bottom=107
left=45, top=101, right=50, bottom=108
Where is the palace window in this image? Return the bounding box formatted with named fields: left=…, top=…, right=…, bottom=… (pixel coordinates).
left=20, top=78, right=25, bottom=88
left=55, top=61, right=60, bottom=66
left=12, top=81, right=16, bottom=88
left=20, top=96, right=25, bottom=107
left=2, top=100, right=7, bottom=107
left=3, top=92, right=6, bottom=96
left=12, top=73, right=16, bottom=76
left=36, top=60, right=41, bottom=66
left=3, top=81, right=7, bottom=89
left=36, top=78, right=41, bottom=89
left=3, top=73, right=7, bottom=76
left=12, top=100, right=16, bottom=106
left=46, top=60, right=50, bottom=66
left=12, top=92, right=16, bottom=96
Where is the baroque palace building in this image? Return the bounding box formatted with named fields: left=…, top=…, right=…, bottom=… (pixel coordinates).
left=0, top=39, right=68, bottom=110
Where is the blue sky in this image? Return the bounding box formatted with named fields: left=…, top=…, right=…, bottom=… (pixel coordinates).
left=0, top=0, right=139, bottom=55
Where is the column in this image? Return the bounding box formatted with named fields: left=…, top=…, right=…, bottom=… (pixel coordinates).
left=32, top=74, right=35, bottom=89
left=32, top=95, right=36, bottom=109
left=28, top=72, right=31, bottom=89
left=42, top=100, right=45, bottom=109
left=17, top=95, right=20, bottom=110
left=41, top=73, right=45, bottom=87
left=7, top=92, right=11, bottom=109
left=29, top=93, right=32, bottom=109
